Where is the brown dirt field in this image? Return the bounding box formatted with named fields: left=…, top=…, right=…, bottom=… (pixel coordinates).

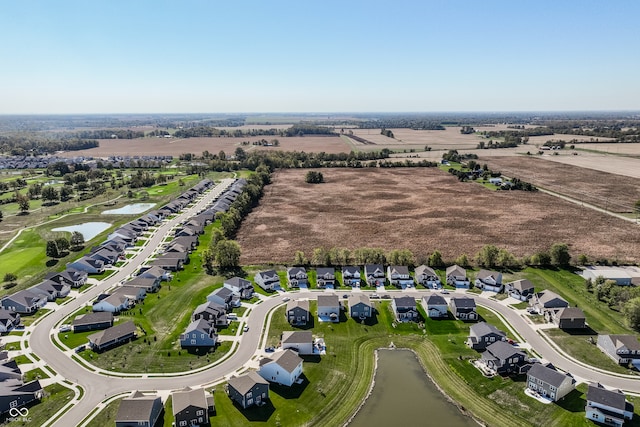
left=58, top=135, right=351, bottom=157
left=537, top=151, right=640, bottom=179
left=236, top=168, right=640, bottom=265
left=481, top=156, right=640, bottom=213
left=573, top=143, right=640, bottom=156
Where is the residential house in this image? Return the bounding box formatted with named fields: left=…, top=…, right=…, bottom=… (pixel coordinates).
left=112, top=286, right=146, bottom=303
left=505, top=279, right=535, bottom=301
left=342, top=266, right=361, bottom=287
left=67, top=256, right=105, bottom=274
left=481, top=341, right=527, bottom=375
left=364, top=264, right=385, bottom=287
left=148, top=256, right=183, bottom=271
left=348, top=294, right=373, bottom=320
left=193, top=301, right=228, bottom=328
left=387, top=265, right=414, bottom=288
left=530, top=290, right=569, bottom=314
left=466, top=322, right=506, bottom=350
left=172, top=387, right=214, bottom=427
left=90, top=247, right=120, bottom=266
left=281, top=331, right=314, bottom=355
left=0, top=310, right=20, bottom=333
left=316, top=268, right=336, bottom=288
left=415, top=265, right=441, bottom=289
left=259, top=349, right=304, bottom=387
left=124, top=276, right=161, bottom=293
left=547, top=307, right=587, bottom=330
left=207, top=287, right=240, bottom=310
left=138, top=266, right=171, bottom=282
left=391, top=296, right=418, bottom=322
left=287, top=267, right=308, bottom=288
left=31, top=279, right=71, bottom=301
left=446, top=265, right=470, bottom=288
left=449, top=297, right=478, bottom=321
left=72, top=312, right=114, bottom=332
left=0, top=290, right=46, bottom=314
left=0, top=379, right=43, bottom=417
left=88, top=321, right=137, bottom=351
left=474, top=269, right=503, bottom=292
left=115, top=391, right=164, bottom=427
left=46, top=269, right=87, bottom=288
left=254, top=270, right=280, bottom=292
left=171, top=236, right=199, bottom=251
left=585, top=383, right=634, bottom=427
left=227, top=371, right=270, bottom=409
left=180, top=319, right=218, bottom=348
left=527, top=363, right=576, bottom=402
left=286, top=300, right=310, bottom=326
left=317, top=295, right=340, bottom=322
left=92, top=294, right=132, bottom=313
left=223, top=277, right=254, bottom=299
left=421, top=294, right=448, bottom=318
left=597, top=335, right=640, bottom=367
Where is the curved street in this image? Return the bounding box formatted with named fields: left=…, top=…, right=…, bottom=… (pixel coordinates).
left=24, top=180, right=640, bottom=426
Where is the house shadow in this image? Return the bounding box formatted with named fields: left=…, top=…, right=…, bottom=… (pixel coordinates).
left=339, top=310, right=348, bottom=323
left=556, top=389, right=586, bottom=413
left=562, top=325, right=598, bottom=336
left=234, top=399, right=276, bottom=422
left=301, top=355, right=322, bottom=364
left=294, top=317, right=315, bottom=330
left=356, top=312, right=379, bottom=326
left=270, top=373, right=309, bottom=399
left=185, top=346, right=215, bottom=355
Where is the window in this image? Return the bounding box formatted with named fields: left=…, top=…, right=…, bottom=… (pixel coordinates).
left=179, top=421, right=187, bottom=427
left=247, top=399, right=253, bottom=406
left=247, top=392, right=252, bottom=399
left=191, top=339, right=196, bottom=345
left=196, top=410, right=204, bottom=416
left=201, top=334, right=205, bottom=339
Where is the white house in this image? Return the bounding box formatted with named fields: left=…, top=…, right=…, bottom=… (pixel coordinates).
left=414, top=265, right=441, bottom=289
left=281, top=331, right=314, bottom=355
left=446, top=264, right=470, bottom=288
left=317, top=295, right=340, bottom=322
left=474, top=269, right=503, bottom=292
left=585, top=383, right=634, bottom=427
left=259, top=349, right=304, bottom=387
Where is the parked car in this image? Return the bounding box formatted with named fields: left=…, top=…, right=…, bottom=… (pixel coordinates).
left=59, top=324, right=72, bottom=332
left=243, top=325, right=249, bottom=332
left=282, top=297, right=290, bottom=302
left=75, top=345, right=86, bottom=353
left=265, top=347, right=275, bottom=353
left=440, top=289, right=450, bottom=294
left=371, top=294, right=380, bottom=299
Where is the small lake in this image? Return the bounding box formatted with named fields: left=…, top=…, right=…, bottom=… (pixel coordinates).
left=51, top=222, right=112, bottom=241
left=348, top=349, right=477, bottom=427
left=102, top=203, right=155, bottom=215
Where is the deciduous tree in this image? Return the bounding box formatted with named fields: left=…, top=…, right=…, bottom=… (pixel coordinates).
left=46, top=240, right=59, bottom=258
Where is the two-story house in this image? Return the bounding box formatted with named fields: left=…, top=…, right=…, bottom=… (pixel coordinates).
left=415, top=265, right=441, bottom=289
left=316, top=268, right=336, bottom=288
left=526, top=363, right=576, bottom=402
left=585, top=383, right=634, bottom=427
left=597, top=335, right=640, bottom=367
left=342, top=266, right=361, bottom=287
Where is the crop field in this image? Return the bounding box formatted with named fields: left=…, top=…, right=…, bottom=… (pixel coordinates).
left=58, top=135, right=351, bottom=157
left=236, top=168, right=640, bottom=265
left=481, top=156, right=640, bottom=213
left=532, top=151, right=640, bottom=179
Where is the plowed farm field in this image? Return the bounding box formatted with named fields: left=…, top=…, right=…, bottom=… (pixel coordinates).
left=481, top=156, right=640, bottom=213
left=236, top=168, right=640, bottom=265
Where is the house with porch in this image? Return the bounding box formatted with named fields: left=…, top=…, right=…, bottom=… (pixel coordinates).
left=364, top=264, right=385, bottom=287
left=421, top=294, right=448, bottom=318
left=391, top=296, right=418, bottom=322
left=254, top=270, right=280, bottom=291
left=287, top=267, right=308, bottom=288
left=92, top=294, right=132, bottom=313
left=597, top=335, right=640, bottom=367
left=387, top=265, right=414, bottom=288
left=342, top=266, right=361, bottom=287
left=316, top=268, right=336, bottom=288
left=446, top=265, right=470, bottom=288
left=467, top=322, right=506, bottom=350
left=317, top=295, right=340, bottom=322
left=67, top=256, right=105, bottom=274
left=585, top=383, right=634, bottom=427
left=415, top=265, right=441, bottom=289
left=72, top=312, right=114, bottom=332
left=474, top=269, right=503, bottom=292
left=505, top=279, right=535, bottom=301
left=46, top=269, right=87, bottom=288
left=481, top=341, right=528, bottom=375
left=1, top=290, right=46, bottom=314
left=180, top=319, right=218, bottom=348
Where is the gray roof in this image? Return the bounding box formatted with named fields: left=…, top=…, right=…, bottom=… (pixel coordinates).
left=527, top=363, right=574, bottom=388
left=139, top=266, right=167, bottom=278
left=555, top=307, right=585, bottom=320
left=185, top=319, right=213, bottom=334
left=317, top=295, right=339, bottom=307
left=424, top=294, right=446, bottom=305
left=282, top=330, right=312, bottom=345
left=257, top=270, right=278, bottom=280
left=172, top=387, right=209, bottom=413
left=446, top=264, right=466, bottom=277
left=210, top=287, right=234, bottom=299
left=73, top=312, right=113, bottom=326
left=536, top=290, right=568, bottom=306
left=316, top=267, right=335, bottom=276
left=227, top=371, right=269, bottom=395
left=469, top=322, right=505, bottom=338
left=225, top=277, right=252, bottom=288
left=364, top=264, right=384, bottom=275
left=116, top=391, right=161, bottom=422
left=261, top=349, right=303, bottom=374
left=88, top=321, right=136, bottom=347
left=415, top=265, right=437, bottom=277
left=476, top=269, right=500, bottom=280
left=286, top=299, right=309, bottom=312
left=606, top=335, right=640, bottom=352
left=450, top=297, right=476, bottom=308
left=486, top=341, right=523, bottom=360
left=388, top=265, right=410, bottom=275
left=3, top=289, right=43, bottom=307
left=509, top=279, right=534, bottom=292
left=287, top=267, right=307, bottom=277
left=587, top=383, right=627, bottom=410
left=393, top=296, right=416, bottom=308
left=348, top=294, right=371, bottom=307
left=342, top=266, right=360, bottom=275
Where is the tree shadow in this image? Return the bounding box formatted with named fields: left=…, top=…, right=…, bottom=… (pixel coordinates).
left=46, top=259, right=59, bottom=267
left=270, top=373, right=309, bottom=399
left=556, top=389, right=586, bottom=413
left=233, top=399, right=276, bottom=422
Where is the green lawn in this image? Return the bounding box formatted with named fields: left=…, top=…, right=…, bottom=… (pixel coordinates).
left=5, top=383, right=74, bottom=427
left=23, top=367, right=50, bottom=382
left=85, top=397, right=123, bottom=427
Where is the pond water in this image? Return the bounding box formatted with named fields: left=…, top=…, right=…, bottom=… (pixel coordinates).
left=102, top=203, right=155, bottom=215
left=348, top=349, right=477, bottom=427
left=51, top=222, right=112, bottom=241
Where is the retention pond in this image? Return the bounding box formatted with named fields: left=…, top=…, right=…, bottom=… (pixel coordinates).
left=348, top=349, right=477, bottom=427
left=102, top=203, right=155, bottom=215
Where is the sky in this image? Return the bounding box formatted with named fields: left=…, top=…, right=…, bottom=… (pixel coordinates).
left=1, top=0, right=639, bottom=114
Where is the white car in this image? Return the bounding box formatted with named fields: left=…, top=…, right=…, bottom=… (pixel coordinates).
left=282, top=297, right=290, bottom=302
left=243, top=325, right=249, bottom=332
left=59, top=324, right=72, bottom=332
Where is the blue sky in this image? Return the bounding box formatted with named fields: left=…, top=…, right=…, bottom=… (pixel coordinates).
left=1, top=0, right=639, bottom=114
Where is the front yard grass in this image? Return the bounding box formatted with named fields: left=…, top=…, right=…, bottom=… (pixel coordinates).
left=5, top=383, right=74, bottom=427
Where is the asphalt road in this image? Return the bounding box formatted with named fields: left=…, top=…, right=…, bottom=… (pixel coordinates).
left=26, top=179, right=640, bottom=425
